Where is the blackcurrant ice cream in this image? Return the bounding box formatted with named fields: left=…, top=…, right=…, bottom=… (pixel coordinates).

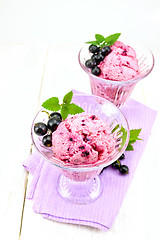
left=52, top=113, right=116, bottom=165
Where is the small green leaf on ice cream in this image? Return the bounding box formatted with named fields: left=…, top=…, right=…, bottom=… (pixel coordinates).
left=63, top=91, right=73, bottom=104
left=42, top=91, right=84, bottom=120
left=42, top=97, right=61, bottom=111
left=61, top=104, right=69, bottom=120
left=68, top=103, right=84, bottom=115
left=95, top=34, right=105, bottom=44
left=105, top=33, right=121, bottom=46
left=86, top=33, right=121, bottom=47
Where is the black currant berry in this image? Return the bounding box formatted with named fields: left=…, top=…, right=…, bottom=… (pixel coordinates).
left=91, top=54, right=100, bottom=64
left=34, top=122, right=48, bottom=136
left=97, top=53, right=105, bottom=62
left=89, top=45, right=100, bottom=54
left=91, top=54, right=98, bottom=62
left=85, top=59, right=97, bottom=68
left=111, top=160, right=121, bottom=169
left=91, top=53, right=104, bottom=64
left=119, top=153, right=125, bottom=160
left=47, top=117, right=62, bottom=132
left=100, top=46, right=111, bottom=56
left=42, top=134, right=52, bottom=147
left=91, top=66, right=101, bottom=76
left=119, top=165, right=129, bottom=175
left=50, top=112, right=62, bottom=120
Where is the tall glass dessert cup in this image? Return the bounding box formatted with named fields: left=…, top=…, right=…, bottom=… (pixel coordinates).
left=31, top=94, right=129, bottom=204
left=78, top=40, right=154, bottom=107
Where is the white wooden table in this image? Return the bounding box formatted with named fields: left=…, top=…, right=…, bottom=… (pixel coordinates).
left=0, top=1, right=160, bottom=239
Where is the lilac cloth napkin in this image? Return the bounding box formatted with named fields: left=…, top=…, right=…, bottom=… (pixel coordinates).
left=23, top=97, right=157, bottom=231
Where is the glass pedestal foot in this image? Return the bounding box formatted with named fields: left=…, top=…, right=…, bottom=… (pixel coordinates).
left=57, top=174, right=102, bottom=204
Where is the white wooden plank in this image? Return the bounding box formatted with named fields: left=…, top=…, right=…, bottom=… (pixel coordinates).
left=0, top=43, right=48, bottom=240
left=39, top=43, right=91, bottom=102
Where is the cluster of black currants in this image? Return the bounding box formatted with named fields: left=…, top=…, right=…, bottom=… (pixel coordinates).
left=100, top=153, right=129, bottom=175
left=34, top=112, right=62, bottom=147
left=111, top=153, right=129, bottom=175
left=85, top=44, right=112, bottom=76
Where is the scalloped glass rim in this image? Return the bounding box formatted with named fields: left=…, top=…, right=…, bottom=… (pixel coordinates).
left=31, top=94, right=130, bottom=172
left=78, top=39, right=155, bottom=85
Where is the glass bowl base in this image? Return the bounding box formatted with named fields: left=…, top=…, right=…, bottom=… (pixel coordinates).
left=57, top=174, right=102, bottom=204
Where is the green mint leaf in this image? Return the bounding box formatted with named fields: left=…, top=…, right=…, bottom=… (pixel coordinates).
left=63, top=91, right=73, bottom=104
left=86, top=33, right=121, bottom=47
left=61, top=104, right=69, bottom=120
left=129, top=129, right=142, bottom=142
left=105, top=33, right=121, bottom=46
left=129, top=139, right=137, bottom=144
left=126, top=128, right=142, bottom=151
left=42, top=97, right=61, bottom=111
left=85, top=40, right=99, bottom=45
left=126, top=143, right=134, bottom=151
left=95, top=34, right=105, bottom=44
left=68, top=103, right=84, bottom=115
left=41, top=91, right=85, bottom=120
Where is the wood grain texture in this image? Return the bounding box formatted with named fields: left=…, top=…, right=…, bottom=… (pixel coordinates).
left=0, top=44, right=48, bottom=240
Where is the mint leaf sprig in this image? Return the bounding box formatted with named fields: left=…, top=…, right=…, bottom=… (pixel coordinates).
left=126, top=128, right=142, bottom=151
left=86, top=33, right=121, bottom=48
left=120, top=126, right=142, bottom=151
left=42, top=91, right=84, bottom=120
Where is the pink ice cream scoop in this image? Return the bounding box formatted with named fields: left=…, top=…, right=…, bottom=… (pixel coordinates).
left=52, top=113, right=116, bottom=165
left=98, top=41, right=140, bottom=81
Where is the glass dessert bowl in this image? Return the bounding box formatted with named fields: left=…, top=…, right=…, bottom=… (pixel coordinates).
left=31, top=94, right=130, bottom=204
left=78, top=39, right=154, bottom=107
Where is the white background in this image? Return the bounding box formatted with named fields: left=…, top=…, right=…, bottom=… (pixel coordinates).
left=0, top=1, right=160, bottom=240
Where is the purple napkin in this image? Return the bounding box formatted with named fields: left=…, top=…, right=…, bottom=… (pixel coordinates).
left=23, top=97, right=157, bottom=231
